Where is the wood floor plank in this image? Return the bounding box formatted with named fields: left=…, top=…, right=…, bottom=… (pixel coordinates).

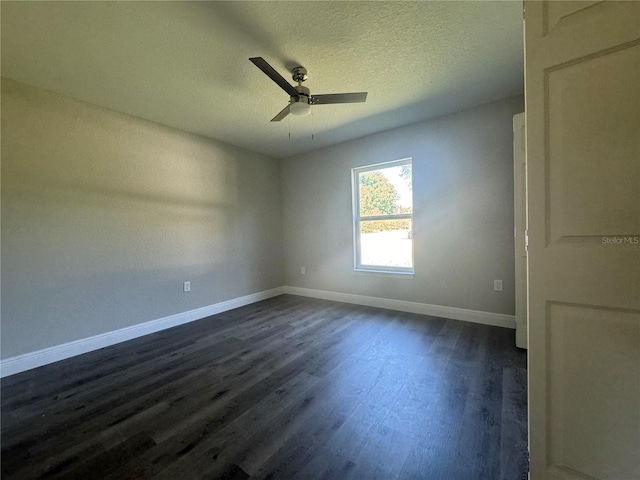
left=1, top=295, right=528, bottom=479
left=500, top=366, right=529, bottom=480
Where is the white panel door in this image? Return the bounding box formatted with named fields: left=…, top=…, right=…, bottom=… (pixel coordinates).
left=525, top=2, right=640, bottom=479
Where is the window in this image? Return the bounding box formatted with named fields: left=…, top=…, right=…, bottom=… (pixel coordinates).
left=352, top=158, right=413, bottom=273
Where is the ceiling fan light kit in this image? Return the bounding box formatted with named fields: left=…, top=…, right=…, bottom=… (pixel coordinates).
left=249, top=57, right=367, bottom=122
left=290, top=83, right=311, bottom=116
left=290, top=98, right=311, bottom=116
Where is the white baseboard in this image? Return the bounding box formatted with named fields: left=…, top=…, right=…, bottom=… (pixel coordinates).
left=0, top=287, right=284, bottom=378
left=1, top=285, right=514, bottom=378
left=283, top=286, right=515, bottom=330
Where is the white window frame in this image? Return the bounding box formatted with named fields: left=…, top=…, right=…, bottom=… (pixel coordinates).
left=352, top=158, right=414, bottom=274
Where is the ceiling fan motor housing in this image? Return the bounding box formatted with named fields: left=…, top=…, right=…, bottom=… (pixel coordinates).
left=294, top=85, right=310, bottom=99
left=291, top=85, right=311, bottom=116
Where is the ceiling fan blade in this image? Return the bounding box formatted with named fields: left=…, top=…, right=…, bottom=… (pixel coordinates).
left=250, top=57, right=299, bottom=98
left=311, top=92, right=368, bottom=105
left=271, top=104, right=291, bottom=122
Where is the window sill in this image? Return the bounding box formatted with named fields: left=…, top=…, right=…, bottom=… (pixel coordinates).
left=353, top=269, right=414, bottom=279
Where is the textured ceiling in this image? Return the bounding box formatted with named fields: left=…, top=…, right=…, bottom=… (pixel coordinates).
left=1, top=1, right=524, bottom=159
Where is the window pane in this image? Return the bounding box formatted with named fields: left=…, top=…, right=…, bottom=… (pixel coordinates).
left=359, top=219, right=413, bottom=269
left=358, top=165, right=412, bottom=217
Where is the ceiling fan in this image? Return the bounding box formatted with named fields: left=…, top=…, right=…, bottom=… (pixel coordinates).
left=249, top=57, right=368, bottom=122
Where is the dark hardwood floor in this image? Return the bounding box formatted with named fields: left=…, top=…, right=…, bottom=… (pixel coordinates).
left=1, top=295, right=528, bottom=479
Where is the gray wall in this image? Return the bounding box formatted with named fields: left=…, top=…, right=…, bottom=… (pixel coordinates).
left=1, top=78, right=522, bottom=360
left=282, top=95, right=524, bottom=316
left=1, top=78, right=284, bottom=358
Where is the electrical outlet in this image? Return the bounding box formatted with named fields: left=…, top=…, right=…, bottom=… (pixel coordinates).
left=183, top=281, right=191, bottom=292
left=493, top=280, right=503, bottom=292
left=300, top=267, right=306, bottom=275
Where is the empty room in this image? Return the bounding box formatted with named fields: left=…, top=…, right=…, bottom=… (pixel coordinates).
left=1, top=2, right=638, bottom=479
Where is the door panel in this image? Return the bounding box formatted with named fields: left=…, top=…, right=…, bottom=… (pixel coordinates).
left=545, top=1, right=603, bottom=35
left=547, top=304, right=639, bottom=480
left=547, top=44, right=640, bottom=243
left=525, top=1, right=640, bottom=479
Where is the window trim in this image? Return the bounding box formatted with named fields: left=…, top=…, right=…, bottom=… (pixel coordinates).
left=352, top=158, right=414, bottom=274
